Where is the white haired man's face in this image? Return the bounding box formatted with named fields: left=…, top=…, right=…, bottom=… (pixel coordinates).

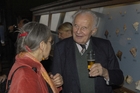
left=73, top=13, right=97, bottom=45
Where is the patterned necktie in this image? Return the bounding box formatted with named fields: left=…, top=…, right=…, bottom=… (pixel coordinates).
left=80, top=44, right=86, bottom=55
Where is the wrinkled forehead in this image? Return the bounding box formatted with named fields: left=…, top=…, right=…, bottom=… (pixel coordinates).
left=75, top=13, right=94, bottom=22
left=74, top=13, right=94, bottom=27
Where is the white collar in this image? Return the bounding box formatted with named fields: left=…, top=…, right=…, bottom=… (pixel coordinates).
left=76, top=40, right=90, bottom=52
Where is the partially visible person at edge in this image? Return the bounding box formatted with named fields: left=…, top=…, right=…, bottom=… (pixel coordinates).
left=51, top=9, right=124, bottom=93
left=0, top=22, right=5, bottom=46
left=8, top=19, right=30, bottom=67
left=57, top=22, right=72, bottom=40
left=8, top=19, right=29, bottom=45
left=6, top=22, right=63, bottom=93
left=0, top=22, right=6, bottom=91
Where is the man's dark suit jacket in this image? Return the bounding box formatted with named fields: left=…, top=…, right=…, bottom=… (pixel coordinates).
left=51, top=36, right=124, bottom=93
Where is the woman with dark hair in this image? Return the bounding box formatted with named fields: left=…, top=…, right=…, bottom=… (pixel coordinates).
left=6, top=22, right=63, bottom=93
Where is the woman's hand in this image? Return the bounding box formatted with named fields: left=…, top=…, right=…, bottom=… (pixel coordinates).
left=50, top=73, right=63, bottom=87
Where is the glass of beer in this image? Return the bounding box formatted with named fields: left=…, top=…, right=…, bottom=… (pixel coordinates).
left=87, top=50, right=95, bottom=70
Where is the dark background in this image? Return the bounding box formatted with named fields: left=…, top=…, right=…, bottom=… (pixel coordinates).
left=0, top=0, right=57, bottom=80
left=0, top=0, right=110, bottom=25
left=0, top=0, right=56, bottom=26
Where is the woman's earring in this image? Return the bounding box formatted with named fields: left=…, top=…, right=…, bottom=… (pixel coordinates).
left=42, top=56, right=45, bottom=60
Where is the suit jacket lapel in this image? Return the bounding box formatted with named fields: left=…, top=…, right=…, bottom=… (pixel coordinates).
left=65, top=37, right=81, bottom=90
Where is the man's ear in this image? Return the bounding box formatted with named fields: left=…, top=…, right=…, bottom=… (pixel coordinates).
left=92, top=28, right=97, bottom=36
